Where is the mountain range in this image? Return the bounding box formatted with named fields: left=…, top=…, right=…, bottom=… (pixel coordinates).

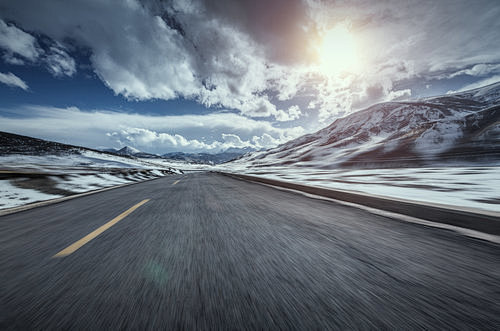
left=162, top=147, right=254, bottom=165
left=2, top=82, right=498, bottom=169
left=0, top=130, right=253, bottom=166
left=105, top=146, right=254, bottom=164
left=234, top=82, right=500, bottom=168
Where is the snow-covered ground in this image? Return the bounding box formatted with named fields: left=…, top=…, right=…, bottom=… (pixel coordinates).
left=0, top=180, right=62, bottom=209
left=217, top=83, right=500, bottom=214
left=51, top=173, right=137, bottom=193
left=217, top=164, right=500, bottom=213
left=0, top=152, right=184, bottom=211
left=0, top=169, right=175, bottom=210
left=0, top=150, right=184, bottom=172
left=234, top=82, right=500, bottom=169
left=2, top=147, right=499, bottom=215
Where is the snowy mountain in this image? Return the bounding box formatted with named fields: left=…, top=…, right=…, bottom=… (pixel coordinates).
left=223, top=147, right=256, bottom=154
left=111, top=146, right=158, bottom=158
left=0, top=131, right=181, bottom=171
left=234, top=82, right=500, bottom=168
left=106, top=146, right=252, bottom=164
left=116, top=146, right=141, bottom=155
left=162, top=150, right=251, bottom=165
left=0, top=132, right=184, bottom=211
left=91, top=144, right=252, bottom=165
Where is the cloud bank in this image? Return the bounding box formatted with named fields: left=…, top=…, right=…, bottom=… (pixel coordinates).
left=0, top=105, right=304, bottom=153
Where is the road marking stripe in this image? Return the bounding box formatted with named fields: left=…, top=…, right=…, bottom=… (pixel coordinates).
left=52, top=199, right=150, bottom=258
left=172, top=180, right=180, bottom=185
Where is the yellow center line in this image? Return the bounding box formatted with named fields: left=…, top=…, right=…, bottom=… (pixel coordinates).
left=52, top=199, right=150, bottom=258
left=172, top=180, right=180, bottom=185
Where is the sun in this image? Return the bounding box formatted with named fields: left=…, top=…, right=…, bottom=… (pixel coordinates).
left=317, top=25, right=360, bottom=76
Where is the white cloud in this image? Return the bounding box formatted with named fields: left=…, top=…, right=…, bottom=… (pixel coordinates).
left=108, top=128, right=222, bottom=151
left=221, top=133, right=252, bottom=148
left=107, top=128, right=288, bottom=152
left=252, top=133, right=283, bottom=149
left=275, top=105, right=302, bottom=122
left=0, top=2, right=281, bottom=117
left=2, top=53, right=25, bottom=65
left=0, top=19, right=40, bottom=61
left=0, top=19, right=76, bottom=77
left=0, top=72, right=28, bottom=90
left=387, top=89, right=412, bottom=101
left=449, top=75, right=500, bottom=93
left=447, top=63, right=500, bottom=79
left=45, top=45, right=76, bottom=77
left=0, top=105, right=305, bottom=153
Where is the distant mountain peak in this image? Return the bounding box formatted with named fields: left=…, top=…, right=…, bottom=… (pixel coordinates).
left=162, top=148, right=255, bottom=164
left=117, top=146, right=141, bottom=155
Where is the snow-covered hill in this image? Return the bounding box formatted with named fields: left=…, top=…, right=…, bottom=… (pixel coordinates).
left=235, top=82, right=500, bottom=169
left=115, top=146, right=160, bottom=159
left=0, top=131, right=184, bottom=210
left=116, top=146, right=142, bottom=156
left=0, top=131, right=181, bottom=170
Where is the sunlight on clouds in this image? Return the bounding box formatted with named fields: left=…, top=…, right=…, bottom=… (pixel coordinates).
left=317, top=24, right=361, bottom=76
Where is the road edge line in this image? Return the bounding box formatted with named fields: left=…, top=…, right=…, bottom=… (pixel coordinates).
left=217, top=171, right=500, bottom=238
left=260, top=181, right=500, bottom=244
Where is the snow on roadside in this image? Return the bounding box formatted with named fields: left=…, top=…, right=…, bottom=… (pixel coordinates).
left=0, top=152, right=182, bottom=171
left=143, top=158, right=215, bottom=171
left=218, top=164, right=500, bottom=213
left=51, top=174, right=132, bottom=193
left=0, top=180, right=62, bottom=209
left=0, top=149, right=188, bottom=211
left=0, top=168, right=174, bottom=211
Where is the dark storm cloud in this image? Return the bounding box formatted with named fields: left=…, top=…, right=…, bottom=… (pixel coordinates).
left=144, top=0, right=317, bottom=64
left=202, top=0, right=316, bottom=64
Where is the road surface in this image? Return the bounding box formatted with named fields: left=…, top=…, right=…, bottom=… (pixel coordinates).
left=1, top=172, right=499, bottom=329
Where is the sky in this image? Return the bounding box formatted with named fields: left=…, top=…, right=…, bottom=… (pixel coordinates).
left=0, top=0, right=499, bottom=154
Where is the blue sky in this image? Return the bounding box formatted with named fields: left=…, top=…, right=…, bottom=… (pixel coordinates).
left=0, top=0, right=499, bottom=154
left=0, top=59, right=214, bottom=116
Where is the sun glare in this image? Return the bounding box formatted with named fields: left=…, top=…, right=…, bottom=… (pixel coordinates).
left=318, top=25, right=360, bottom=76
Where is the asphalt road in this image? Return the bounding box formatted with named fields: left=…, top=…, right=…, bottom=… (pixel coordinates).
left=1, top=172, right=499, bottom=329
